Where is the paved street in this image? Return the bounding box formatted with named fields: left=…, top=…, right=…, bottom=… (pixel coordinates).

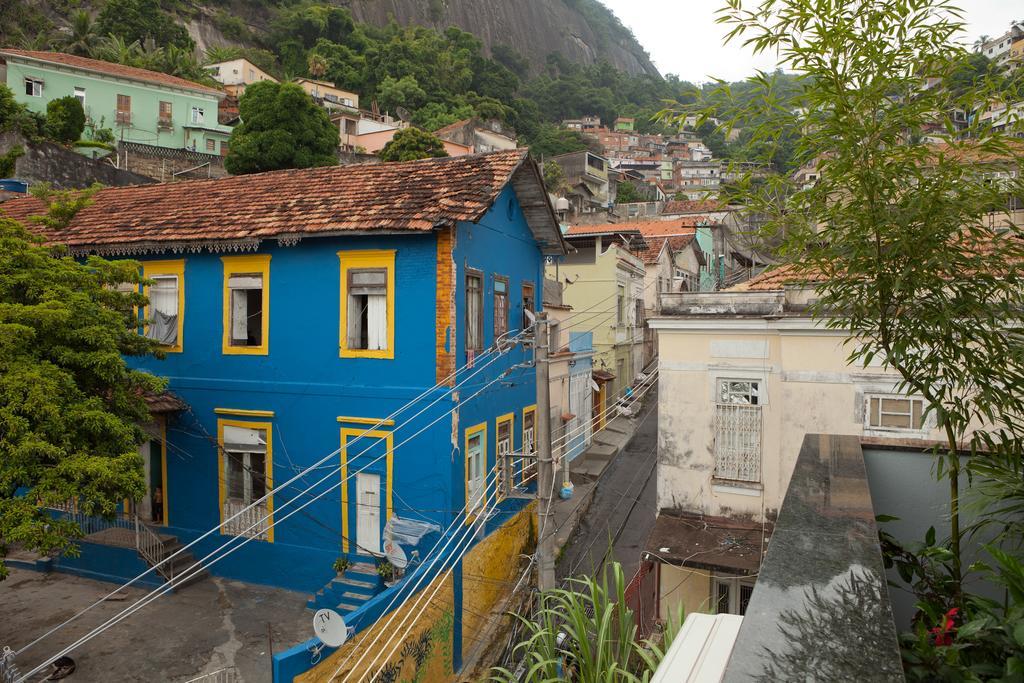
left=0, top=569, right=311, bottom=682
left=556, top=390, right=659, bottom=582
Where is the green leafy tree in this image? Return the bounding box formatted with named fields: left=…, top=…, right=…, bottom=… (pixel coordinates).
left=378, top=127, right=449, bottom=162
left=224, top=81, right=338, bottom=174
left=542, top=159, right=569, bottom=195
left=44, top=95, right=86, bottom=144
left=377, top=75, right=428, bottom=113
left=0, top=187, right=164, bottom=579
left=614, top=181, right=642, bottom=204
left=0, top=83, right=44, bottom=141
left=674, top=5, right=1024, bottom=675
left=95, top=0, right=193, bottom=50
left=524, top=123, right=594, bottom=159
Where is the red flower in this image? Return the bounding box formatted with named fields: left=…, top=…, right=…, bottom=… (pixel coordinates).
left=930, top=608, right=959, bottom=647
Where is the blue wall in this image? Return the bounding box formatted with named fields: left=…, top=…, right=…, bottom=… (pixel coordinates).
left=97, top=184, right=546, bottom=596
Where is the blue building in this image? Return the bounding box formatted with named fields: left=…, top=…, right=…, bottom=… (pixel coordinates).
left=3, top=150, right=566, bottom=616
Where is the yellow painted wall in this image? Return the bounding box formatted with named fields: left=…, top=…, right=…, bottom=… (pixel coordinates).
left=461, top=503, right=536, bottom=659
left=659, top=564, right=711, bottom=621
left=297, top=574, right=455, bottom=683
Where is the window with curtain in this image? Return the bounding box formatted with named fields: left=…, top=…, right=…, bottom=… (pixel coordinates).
left=347, top=268, right=388, bottom=351
left=466, top=271, right=483, bottom=351
left=521, top=281, right=535, bottom=331
left=146, top=275, right=179, bottom=345
left=116, top=94, right=130, bottom=124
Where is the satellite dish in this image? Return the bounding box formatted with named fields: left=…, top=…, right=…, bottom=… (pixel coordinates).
left=313, top=609, right=348, bottom=647
left=395, top=106, right=411, bottom=122
left=383, top=538, right=408, bottom=569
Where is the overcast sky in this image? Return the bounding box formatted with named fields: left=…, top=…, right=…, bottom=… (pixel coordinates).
left=600, top=0, right=1019, bottom=83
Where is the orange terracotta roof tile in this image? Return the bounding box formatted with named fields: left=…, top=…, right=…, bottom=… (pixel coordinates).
left=1, top=150, right=555, bottom=252
left=0, top=49, right=222, bottom=95
left=663, top=199, right=724, bottom=214
left=727, top=264, right=825, bottom=291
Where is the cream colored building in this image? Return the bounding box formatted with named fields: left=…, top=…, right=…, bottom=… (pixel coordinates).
left=549, top=226, right=647, bottom=418
left=294, top=78, right=359, bottom=110
left=206, top=58, right=277, bottom=96
left=646, top=273, right=960, bottom=621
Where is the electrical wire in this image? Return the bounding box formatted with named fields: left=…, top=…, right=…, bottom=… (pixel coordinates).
left=15, top=362, right=523, bottom=683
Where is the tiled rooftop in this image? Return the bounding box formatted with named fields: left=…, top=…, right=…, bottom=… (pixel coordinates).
left=0, top=49, right=222, bottom=95
left=1, top=150, right=563, bottom=253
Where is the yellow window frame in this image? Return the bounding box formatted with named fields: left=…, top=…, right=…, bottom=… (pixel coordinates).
left=217, top=417, right=274, bottom=543
left=464, top=421, right=488, bottom=523
left=142, top=259, right=185, bottom=353
left=522, top=405, right=537, bottom=485
left=495, top=412, right=515, bottom=502
left=340, top=427, right=394, bottom=553
left=338, top=249, right=396, bottom=359
left=221, top=254, right=270, bottom=355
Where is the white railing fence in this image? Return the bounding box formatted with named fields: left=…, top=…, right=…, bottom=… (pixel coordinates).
left=135, top=515, right=173, bottom=581
left=713, top=404, right=763, bottom=482
left=221, top=500, right=270, bottom=540
left=184, top=666, right=239, bottom=683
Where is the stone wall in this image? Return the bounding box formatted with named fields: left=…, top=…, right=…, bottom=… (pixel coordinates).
left=0, top=131, right=154, bottom=190
left=115, top=141, right=227, bottom=182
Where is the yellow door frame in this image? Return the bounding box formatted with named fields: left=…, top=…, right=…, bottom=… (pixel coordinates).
left=340, top=427, right=394, bottom=554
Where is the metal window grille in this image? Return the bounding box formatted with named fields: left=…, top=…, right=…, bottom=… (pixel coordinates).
left=713, top=403, right=762, bottom=482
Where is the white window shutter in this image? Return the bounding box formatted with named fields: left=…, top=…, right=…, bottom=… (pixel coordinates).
left=367, top=294, right=387, bottom=350
left=231, top=289, right=248, bottom=342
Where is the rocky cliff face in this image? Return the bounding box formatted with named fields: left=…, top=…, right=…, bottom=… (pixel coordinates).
left=340, top=0, right=660, bottom=77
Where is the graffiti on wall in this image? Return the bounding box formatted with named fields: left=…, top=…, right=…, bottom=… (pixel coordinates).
left=375, top=609, right=454, bottom=683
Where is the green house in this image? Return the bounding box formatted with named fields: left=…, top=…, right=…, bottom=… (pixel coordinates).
left=0, top=49, right=232, bottom=154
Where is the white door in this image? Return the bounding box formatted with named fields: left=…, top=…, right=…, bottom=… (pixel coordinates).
left=356, top=473, right=381, bottom=555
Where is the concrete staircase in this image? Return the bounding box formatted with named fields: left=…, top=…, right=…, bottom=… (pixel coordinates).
left=306, top=561, right=383, bottom=615
left=84, top=526, right=208, bottom=590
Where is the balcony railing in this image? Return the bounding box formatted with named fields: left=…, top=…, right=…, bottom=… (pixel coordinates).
left=220, top=500, right=270, bottom=540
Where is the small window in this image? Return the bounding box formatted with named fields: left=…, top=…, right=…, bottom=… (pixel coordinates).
left=222, top=255, right=270, bottom=355
left=719, top=379, right=759, bottom=405
left=191, top=106, right=205, bottom=124
left=347, top=269, right=387, bottom=350
left=466, top=270, right=484, bottom=352
left=493, top=276, right=509, bottom=339
left=158, top=101, right=172, bottom=127
left=248, top=69, right=255, bottom=80
left=228, top=274, right=263, bottom=347
left=24, top=77, right=43, bottom=97
left=205, top=138, right=215, bottom=152
left=521, top=281, right=535, bottom=331
left=496, top=415, right=514, bottom=499
left=714, top=576, right=755, bottom=615
left=521, top=408, right=536, bottom=484
left=146, top=275, right=180, bottom=345
left=339, top=250, right=395, bottom=358
left=73, top=86, right=86, bottom=106
left=220, top=140, right=229, bottom=156
left=867, top=395, right=925, bottom=431
left=116, top=94, right=131, bottom=124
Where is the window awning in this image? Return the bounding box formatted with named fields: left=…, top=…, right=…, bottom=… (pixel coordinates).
left=645, top=512, right=772, bottom=575
left=592, top=369, right=616, bottom=383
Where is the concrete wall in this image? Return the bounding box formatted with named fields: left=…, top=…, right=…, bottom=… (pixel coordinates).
left=0, top=131, right=155, bottom=189
left=115, top=141, right=227, bottom=181
left=651, top=318, right=962, bottom=523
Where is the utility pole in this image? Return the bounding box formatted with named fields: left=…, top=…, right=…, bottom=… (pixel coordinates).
left=535, top=311, right=556, bottom=592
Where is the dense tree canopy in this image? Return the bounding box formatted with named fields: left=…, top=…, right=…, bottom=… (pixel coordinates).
left=95, top=0, right=193, bottom=50
left=378, top=127, right=449, bottom=162
left=224, top=81, right=338, bottom=174
left=44, top=96, right=86, bottom=144
left=0, top=188, right=164, bottom=578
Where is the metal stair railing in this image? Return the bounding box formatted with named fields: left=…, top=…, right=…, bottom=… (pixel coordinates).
left=135, top=515, right=173, bottom=581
